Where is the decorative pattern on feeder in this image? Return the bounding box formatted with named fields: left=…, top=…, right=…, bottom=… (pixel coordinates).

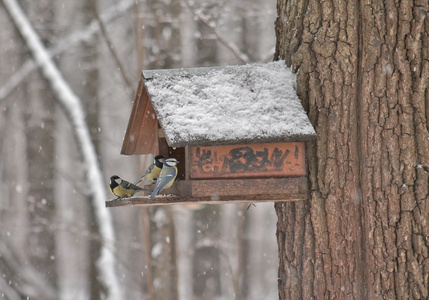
left=107, top=61, right=316, bottom=208
left=190, top=143, right=305, bottom=179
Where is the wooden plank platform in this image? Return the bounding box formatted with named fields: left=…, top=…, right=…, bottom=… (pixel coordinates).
left=106, top=177, right=309, bottom=208
left=106, top=193, right=307, bottom=208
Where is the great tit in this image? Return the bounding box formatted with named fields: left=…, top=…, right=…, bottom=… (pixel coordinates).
left=110, top=175, right=145, bottom=199
left=135, top=155, right=165, bottom=185
left=149, top=158, right=179, bottom=199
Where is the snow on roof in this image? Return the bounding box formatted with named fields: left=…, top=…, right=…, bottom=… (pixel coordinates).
left=143, top=61, right=316, bottom=147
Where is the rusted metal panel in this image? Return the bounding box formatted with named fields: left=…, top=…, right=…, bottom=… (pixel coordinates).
left=190, top=142, right=305, bottom=179
left=121, top=78, right=159, bottom=155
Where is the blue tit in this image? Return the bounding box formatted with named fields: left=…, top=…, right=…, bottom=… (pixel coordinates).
left=149, top=158, right=179, bottom=199
left=135, top=155, right=165, bottom=185
left=110, top=175, right=145, bottom=199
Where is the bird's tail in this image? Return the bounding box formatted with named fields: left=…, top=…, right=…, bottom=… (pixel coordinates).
left=149, top=187, right=160, bottom=199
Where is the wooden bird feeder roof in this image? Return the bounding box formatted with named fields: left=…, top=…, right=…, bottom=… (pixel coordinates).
left=108, top=61, right=316, bottom=208
left=120, top=61, right=316, bottom=155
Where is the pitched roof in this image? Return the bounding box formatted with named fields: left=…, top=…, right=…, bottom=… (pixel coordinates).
left=142, top=61, right=315, bottom=148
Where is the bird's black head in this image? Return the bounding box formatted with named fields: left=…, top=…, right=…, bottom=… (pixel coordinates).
left=154, top=155, right=165, bottom=168
left=110, top=175, right=121, bottom=188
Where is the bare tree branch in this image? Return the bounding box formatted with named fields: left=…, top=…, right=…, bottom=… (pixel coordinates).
left=90, top=0, right=135, bottom=96
left=182, top=0, right=250, bottom=64
left=0, top=0, right=136, bottom=101
left=0, top=240, right=57, bottom=299
left=1, top=0, right=123, bottom=299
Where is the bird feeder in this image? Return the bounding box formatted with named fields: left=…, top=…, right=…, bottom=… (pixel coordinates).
left=106, top=61, right=316, bottom=207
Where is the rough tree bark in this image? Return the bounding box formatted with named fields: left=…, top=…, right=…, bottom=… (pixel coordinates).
left=274, top=0, right=429, bottom=299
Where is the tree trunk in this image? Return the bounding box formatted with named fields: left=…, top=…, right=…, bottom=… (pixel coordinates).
left=149, top=206, right=179, bottom=300
left=23, top=0, right=58, bottom=286
left=146, top=0, right=182, bottom=69
left=274, top=0, right=429, bottom=299
left=192, top=205, right=222, bottom=299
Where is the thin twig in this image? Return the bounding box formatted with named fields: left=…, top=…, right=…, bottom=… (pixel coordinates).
left=91, top=0, right=134, bottom=97
left=133, top=1, right=145, bottom=71
left=182, top=0, right=250, bottom=64
left=0, top=0, right=135, bottom=102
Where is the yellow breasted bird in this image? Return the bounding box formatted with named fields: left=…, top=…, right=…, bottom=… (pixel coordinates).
left=110, top=175, right=144, bottom=199
left=150, top=158, right=179, bottom=199
left=135, top=155, right=165, bottom=185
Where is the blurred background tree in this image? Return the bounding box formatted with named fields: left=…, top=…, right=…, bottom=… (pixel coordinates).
left=0, top=0, right=278, bottom=299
